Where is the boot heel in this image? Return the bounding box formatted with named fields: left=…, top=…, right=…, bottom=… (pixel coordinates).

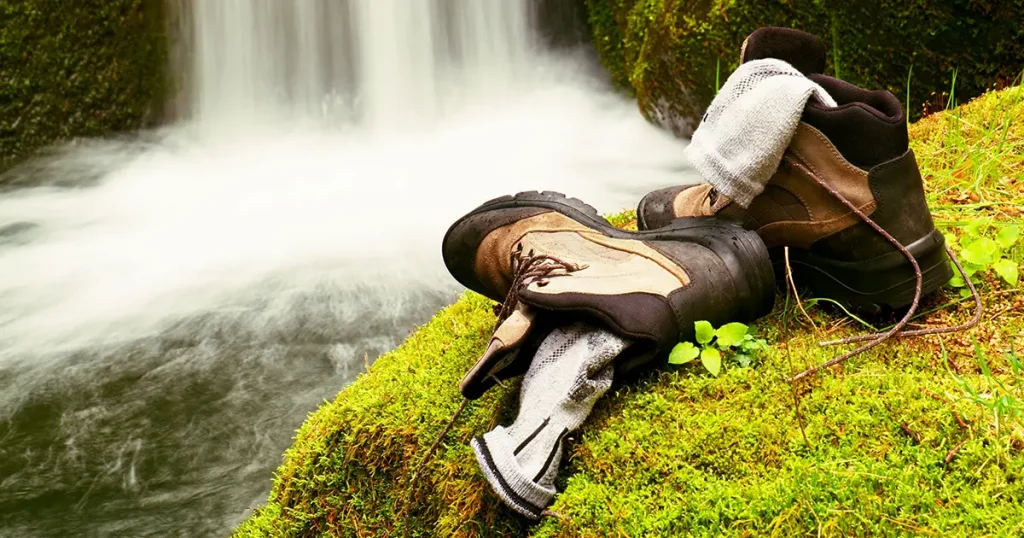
left=782, top=229, right=953, bottom=314
left=659, top=217, right=777, bottom=321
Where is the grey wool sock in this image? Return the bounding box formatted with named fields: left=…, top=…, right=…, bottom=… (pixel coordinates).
left=471, top=322, right=629, bottom=519
left=683, top=58, right=837, bottom=207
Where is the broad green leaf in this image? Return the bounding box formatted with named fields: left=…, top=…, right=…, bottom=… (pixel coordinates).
left=701, top=347, right=722, bottom=376
left=695, top=320, right=715, bottom=345
left=962, top=237, right=999, bottom=266
left=996, top=225, right=1021, bottom=249
left=700, top=346, right=724, bottom=375
left=959, top=288, right=973, bottom=298
left=959, top=234, right=976, bottom=250
left=993, top=258, right=1019, bottom=286
left=715, top=322, right=749, bottom=348
left=668, top=342, right=700, bottom=365
left=735, top=353, right=753, bottom=368
left=742, top=337, right=769, bottom=353
left=948, top=273, right=966, bottom=288
left=963, top=264, right=981, bottom=277
left=965, top=218, right=986, bottom=238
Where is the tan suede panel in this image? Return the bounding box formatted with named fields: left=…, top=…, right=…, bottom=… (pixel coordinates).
left=475, top=211, right=691, bottom=298
left=583, top=234, right=691, bottom=286
left=475, top=212, right=590, bottom=295
left=520, top=232, right=688, bottom=297
left=709, top=190, right=733, bottom=214
left=491, top=304, right=535, bottom=347
left=673, top=183, right=714, bottom=217
left=755, top=123, right=877, bottom=248
left=671, top=184, right=734, bottom=218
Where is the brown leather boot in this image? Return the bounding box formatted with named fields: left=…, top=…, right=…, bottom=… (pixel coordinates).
left=637, top=28, right=952, bottom=314
left=442, top=191, right=775, bottom=399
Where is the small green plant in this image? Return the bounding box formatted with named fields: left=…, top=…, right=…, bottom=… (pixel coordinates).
left=948, top=218, right=1020, bottom=296
left=667, top=321, right=768, bottom=377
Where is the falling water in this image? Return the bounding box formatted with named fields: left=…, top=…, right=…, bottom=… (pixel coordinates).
left=0, top=1, right=697, bottom=536
left=186, top=0, right=535, bottom=126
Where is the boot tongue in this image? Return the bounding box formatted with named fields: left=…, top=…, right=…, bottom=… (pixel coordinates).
left=740, top=26, right=826, bottom=76
left=460, top=304, right=549, bottom=400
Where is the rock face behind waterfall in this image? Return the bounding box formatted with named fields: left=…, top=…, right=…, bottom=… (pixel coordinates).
left=0, top=0, right=169, bottom=172
left=582, top=0, right=1024, bottom=137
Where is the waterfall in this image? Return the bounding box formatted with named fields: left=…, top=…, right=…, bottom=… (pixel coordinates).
left=0, top=2, right=696, bottom=536
left=185, top=0, right=535, bottom=127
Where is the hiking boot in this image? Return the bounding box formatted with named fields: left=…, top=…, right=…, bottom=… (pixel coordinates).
left=637, top=28, right=953, bottom=314
left=442, top=191, right=775, bottom=400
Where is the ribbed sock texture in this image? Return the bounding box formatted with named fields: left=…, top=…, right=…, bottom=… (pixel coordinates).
left=472, top=322, right=629, bottom=519
left=683, top=58, right=837, bottom=207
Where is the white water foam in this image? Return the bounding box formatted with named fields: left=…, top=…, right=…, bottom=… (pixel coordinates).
left=0, top=0, right=695, bottom=366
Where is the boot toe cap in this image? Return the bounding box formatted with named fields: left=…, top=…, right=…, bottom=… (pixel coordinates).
left=637, top=185, right=692, bottom=230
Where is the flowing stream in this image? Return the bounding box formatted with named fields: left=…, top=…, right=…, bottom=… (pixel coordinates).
left=0, top=1, right=696, bottom=536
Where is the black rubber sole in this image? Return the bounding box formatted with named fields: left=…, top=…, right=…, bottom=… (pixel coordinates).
left=442, top=190, right=777, bottom=322
left=774, top=229, right=954, bottom=315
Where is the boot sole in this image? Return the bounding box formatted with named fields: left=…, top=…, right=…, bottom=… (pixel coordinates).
left=776, top=229, right=954, bottom=315
left=443, top=190, right=776, bottom=322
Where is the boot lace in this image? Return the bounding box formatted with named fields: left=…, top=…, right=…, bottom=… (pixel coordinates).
left=784, top=156, right=981, bottom=383
left=492, top=243, right=584, bottom=326
left=402, top=245, right=583, bottom=536
left=402, top=246, right=585, bottom=534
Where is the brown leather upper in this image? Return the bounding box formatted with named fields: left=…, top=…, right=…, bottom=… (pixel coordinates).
left=672, top=122, right=877, bottom=249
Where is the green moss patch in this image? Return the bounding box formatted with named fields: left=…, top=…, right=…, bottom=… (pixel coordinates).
left=911, top=85, right=1024, bottom=220
left=236, top=86, right=1024, bottom=536
left=0, top=0, right=168, bottom=171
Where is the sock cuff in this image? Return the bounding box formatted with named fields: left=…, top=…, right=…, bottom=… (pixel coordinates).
left=472, top=427, right=557, bottom=520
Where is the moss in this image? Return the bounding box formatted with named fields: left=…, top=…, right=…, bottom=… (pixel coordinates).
left=237, top=86, right=1024, bottom=537
left=910, top=85, right=1024, bottom=219
left=0, top=0, right=169, bottom=171
left=583, top=0, right=1024, bottom=133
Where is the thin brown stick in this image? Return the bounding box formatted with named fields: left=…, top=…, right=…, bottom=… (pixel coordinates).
left=953, top=411, right=971, bottom=432
left=786, top=158, right=923, bottom=383
left=883, top=401, right=922, bottom=445
left=944, top=439, right=968, bottom=464
left=899, top=423, right=923, bottom=444
left=784, top=246, right=819, bottom=333
left=782, top=251, right=813, bottom=449
left=403, top=398, right=470, bottom=538
left=819, top=246, right=982, bottom=345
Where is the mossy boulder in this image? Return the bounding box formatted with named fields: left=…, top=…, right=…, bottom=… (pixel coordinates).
left=583, top=0, right=1024, bottom=135
left=0, top=0, right=169, bottom=171
left=235, top=86, right=1024, bottom=537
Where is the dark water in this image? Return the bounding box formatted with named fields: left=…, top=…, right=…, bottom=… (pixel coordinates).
left=0, top=284, right=453, bottom=537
